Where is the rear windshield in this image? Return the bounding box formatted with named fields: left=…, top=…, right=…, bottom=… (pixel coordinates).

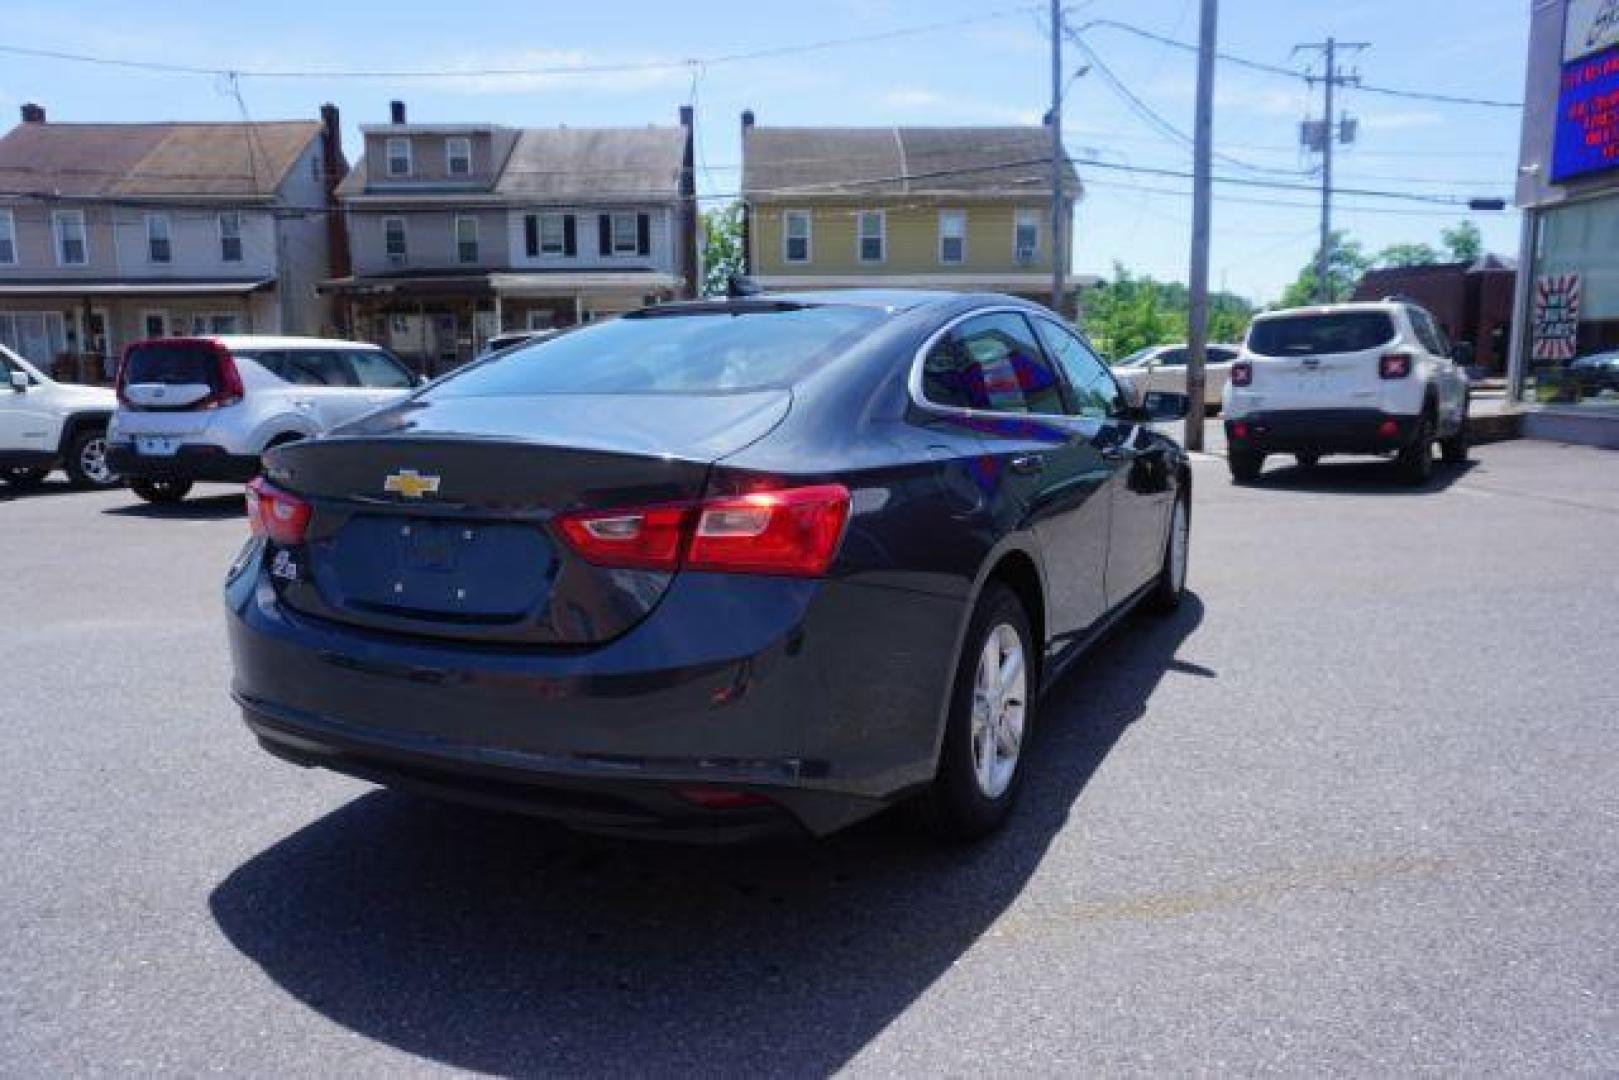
left=123, top=343, right=220, bottom=387
left=430, top=305, right=886, bottom=397
left=1247, top=312, right=1396, bottom=357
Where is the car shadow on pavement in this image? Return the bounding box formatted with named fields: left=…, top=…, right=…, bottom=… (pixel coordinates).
left=1245, top=459, right=1476, bottom=495
left=101, top=493, right=245, bottom=520
left=209, top=594, right=1205, bottom=1075
left=0, top=478, right=102, bottom=502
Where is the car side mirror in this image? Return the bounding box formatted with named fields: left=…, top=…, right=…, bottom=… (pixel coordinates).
left=1451, top=341, right=1475, bottom=366
left=1140, top=390, right=1189, bottom=422
left=8, top=371, right=27, bottom=392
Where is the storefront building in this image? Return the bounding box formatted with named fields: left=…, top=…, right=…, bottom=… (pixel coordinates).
left=1510, top=0, right=1619, bottom=446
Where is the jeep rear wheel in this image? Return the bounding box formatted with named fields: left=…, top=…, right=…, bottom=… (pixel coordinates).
left=1440, top=401, right=1470, bottom=464
left=130, top=478, right=193, bottom=504
left=1395, top=413, right=1436, bottom=486
left=1229, top=448, right=1263, bottom=484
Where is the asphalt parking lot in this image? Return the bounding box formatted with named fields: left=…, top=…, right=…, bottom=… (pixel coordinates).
left=3, top=439, right=1616, bottom=1075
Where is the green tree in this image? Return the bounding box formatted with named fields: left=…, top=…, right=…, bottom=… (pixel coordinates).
left=1279, top=232, right=1370, bottom=307
left=1081, top=262, right=1255, bottom=358
left=700, top=201, right=746, bottom=296
left=1441, top=220, right=1483, bottom=263
left=1376, top=242, right=1441, bottom=268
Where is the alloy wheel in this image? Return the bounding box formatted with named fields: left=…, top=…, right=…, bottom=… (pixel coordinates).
left=970, top=623, right=1027, bottom=799
left=79, top=435, right=115, bottom=486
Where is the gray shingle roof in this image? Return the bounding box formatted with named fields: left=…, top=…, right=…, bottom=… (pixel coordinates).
left=0, top=121, right=322, bottom=198
left=742, top=126, right=1079, bottom=200
left=494, top=126, right=686, bottom=201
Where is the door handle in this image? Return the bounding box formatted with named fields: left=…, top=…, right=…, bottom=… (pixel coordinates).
left=1010, top=454, right=1045, bottom=475
left=1100, top=446, right=1135, bottom=462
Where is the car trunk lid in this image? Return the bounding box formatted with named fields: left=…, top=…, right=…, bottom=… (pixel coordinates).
left=263, top=390, right=791, bottom=646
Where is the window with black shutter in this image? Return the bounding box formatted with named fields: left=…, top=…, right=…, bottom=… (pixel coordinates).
left=524, top=215, right=539, bottom=258
left=563, top=214, right=577, bottom=257
left=598, top=215, right=612, bottom=256
left=637, top=213, right=650, bottom=256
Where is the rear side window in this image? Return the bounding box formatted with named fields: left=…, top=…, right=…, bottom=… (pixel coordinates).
left=344, top=349, right=413, bottom=388
left=1247, top=312, right=1397, bottom=357
left=1032, top=318, right=1123, bottom=419
left=432, top=305, right=885, bottom=397
left=923, top=312, right=1066, bottom=415
left=123, top=343, right=221, bottom=387
left=281, top=350, right=358, bottom=388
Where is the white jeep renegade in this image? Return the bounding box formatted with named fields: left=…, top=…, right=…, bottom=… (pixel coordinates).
left=1223, top=300, right=1470, bottom=485
left=0, top=344, right=120, bottom=490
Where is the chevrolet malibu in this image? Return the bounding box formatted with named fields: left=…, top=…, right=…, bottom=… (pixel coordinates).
left=227, top=291, right=1192, bottom=841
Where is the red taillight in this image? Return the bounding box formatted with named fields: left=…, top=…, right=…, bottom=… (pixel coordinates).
left=1377, top=419, right=1400, bottom=438
left=245, top=477, right=311, bottom=545
left=674, top=786, right=771, bottom=810
left=1230, top=361, right=1252, bottom=387
left=556, top=504, right=690, bottom=571
left=201, top=342, right=245, bottom=409
left=1379, top=352, right=1413, bottom=380
left=1231, top=421, right=1251, bottom=440
left=557, top=483, right=851, bottom=578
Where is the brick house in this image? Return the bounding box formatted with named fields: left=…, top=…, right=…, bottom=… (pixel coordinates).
left=323, top=102, right=698, bottom=372
left=0, top=103, right=346, bottom=381
left=740, top=113, right=1088, bottom=311
left=1352, top=256, right=1518, bottom=375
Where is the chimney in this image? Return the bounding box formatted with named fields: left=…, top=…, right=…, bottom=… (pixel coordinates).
left=318, top=103, right=351, bottom=280
left=741, top=109, right=755, bottom=130
left=679, top=104, right=693, bottom=129
left=389, top=100, right=406, bottom=125
left=20, top=103, right=45, bottom=124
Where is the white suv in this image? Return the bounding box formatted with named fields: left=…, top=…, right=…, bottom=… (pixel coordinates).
left=0, top=344, right=120, bottom=491
left=107, top=335, right=419, bottom=504
left=1223, top=300, right=1470, bottom=485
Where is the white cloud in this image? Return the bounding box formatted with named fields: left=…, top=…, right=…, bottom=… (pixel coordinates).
left=876, top=87, right=1041, bottom=125
left=882, top=88, right=944, bottom=108
left=1358, top=110, right=1445, bottom=131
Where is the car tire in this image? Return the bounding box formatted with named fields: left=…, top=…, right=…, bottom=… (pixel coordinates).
left=63, top=427, right=120, bottom=490
left=1395, top=412, right=1436, bottom=486
left=1295, top=451, right=1320, bottom=469
left=1146, top=491, right=1190, bottom=615
left=130, top=478, right=193, bottom=504
left=917, top=581, right=1035, bottom=841
left=2, top=466, right=51, bottom=488
left=1440, top=402, right=1470, bottom=464
left=1229, top=448, right=1263, bottom=483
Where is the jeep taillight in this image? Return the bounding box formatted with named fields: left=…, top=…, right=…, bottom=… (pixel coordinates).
left=1230, top=361, right=1253, bottom=387
left=1379, top=352, right=1413, bottom=379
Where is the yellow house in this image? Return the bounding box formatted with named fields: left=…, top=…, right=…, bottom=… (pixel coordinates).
left=740, top=115, right=1087, bottom=311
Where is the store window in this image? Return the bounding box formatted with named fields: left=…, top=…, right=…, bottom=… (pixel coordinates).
left=1519, top=193, right=1619, bottom=411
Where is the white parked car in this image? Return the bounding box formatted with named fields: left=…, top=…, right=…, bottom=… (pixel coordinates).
left=1223, top=300, right=1470, bottom=485
left=108, top=335, right=420, bottom=504
left=1112, top=343, right=1242, bottom=412
left=0, top=344, right=120, bottom=490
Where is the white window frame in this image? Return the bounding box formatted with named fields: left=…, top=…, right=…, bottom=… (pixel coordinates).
left=140, top=310, right=169, bottom=339
left=53, top=209, right=88, bottom=266
left=1014, top=209, right=1041, bottom=265
left=782, top=210, right=812, bottom=264
left=218, top=212, right=243, bottom=263
left=857, top=209, right=886, bottom=264
left=145, top=213, right=172, bottom=264
left=938, top=209, right=967, bottom=265
left=386, top=137, right=412, bottom=178
left=445, top=136, right=472, bottom=177
left=0, top=209, right=15, bottom=265
left=454, top=215, right=479, bottom=265
left=188, top=312, right=240, bottom=335
left=610, top=211, right=639, bottom=256
left=539, top=212, right=567, bottom=256
left=383, top=216, right=408, bottom=263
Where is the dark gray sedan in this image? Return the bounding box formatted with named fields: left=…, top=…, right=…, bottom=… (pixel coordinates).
left=226, top=291, right=1191, bottom=841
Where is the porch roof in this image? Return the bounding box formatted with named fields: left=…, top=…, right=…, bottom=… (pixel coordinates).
left=0, top=278, right=274, bottom=298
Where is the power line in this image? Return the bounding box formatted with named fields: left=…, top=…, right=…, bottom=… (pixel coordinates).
left=0, top=7, right=1040, bottom=81
left=1077, top=16, right=1524, bottom=108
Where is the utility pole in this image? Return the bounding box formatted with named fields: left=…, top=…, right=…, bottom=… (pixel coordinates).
left=1294, top=38, right=1366, bottom=303
left=1183, top=0, right=1217, bottom=453
left=1049, top=0, right=1066, bottom=316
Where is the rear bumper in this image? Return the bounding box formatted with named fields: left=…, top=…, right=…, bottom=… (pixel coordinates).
left=225, top=546, right=966, bottom=839
left=1226, top=409, right=1418, bottom=455
left=108, top=442, right=260, bottom=483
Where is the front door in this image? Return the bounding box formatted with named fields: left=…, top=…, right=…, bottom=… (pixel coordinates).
left=1032, top=317, right=1174, bottom=608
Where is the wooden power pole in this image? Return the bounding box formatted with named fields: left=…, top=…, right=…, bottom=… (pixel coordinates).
left=1184, top=0, right=1218, bottom=452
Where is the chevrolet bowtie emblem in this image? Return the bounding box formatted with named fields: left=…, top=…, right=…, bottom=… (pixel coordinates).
left=383, top=469, right=441, bottom=499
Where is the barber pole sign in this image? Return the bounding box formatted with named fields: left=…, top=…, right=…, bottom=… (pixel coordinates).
left=1532, top=273, right=1582, bottom=361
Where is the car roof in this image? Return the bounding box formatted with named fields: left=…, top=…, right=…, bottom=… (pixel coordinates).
left=644, top=289, right=1036, bottom=317
left=1253, top=301, right=1406, bottom=321
left=208, top=335, right=384, bottom=351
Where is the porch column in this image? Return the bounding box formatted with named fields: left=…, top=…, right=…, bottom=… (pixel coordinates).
left=493, top=293, right=504, bottom=335
left=573, top=294, right=583, bottom=326
left=79, top=295, right=94, bottom=383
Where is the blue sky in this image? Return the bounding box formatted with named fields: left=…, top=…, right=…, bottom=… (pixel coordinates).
left=0, top=0, right=1530, bottom=301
